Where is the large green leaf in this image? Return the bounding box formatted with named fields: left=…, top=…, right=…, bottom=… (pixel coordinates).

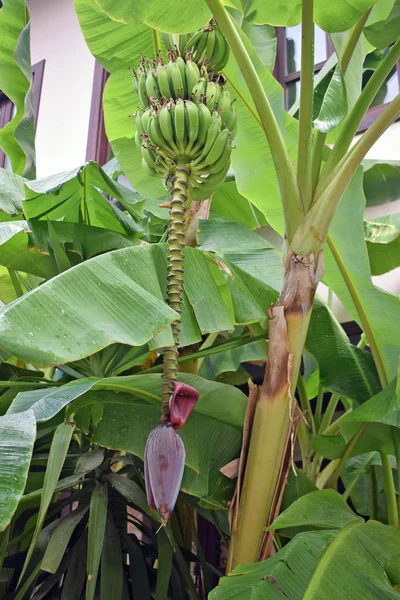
left=212, top=513, right=400, bottom=599
left=22, top=161, right=143, bottom=234
left=339, top=375, right=400, bottom=455
left=313, top=64, right=348, bottom=133
left=0, top=169, right=25, bottom=216
left=239, top=0, right=380, bottom=31
left=87, top=481, right=108, bottom=600
left=324, top=169, right=400, bottom=383
left=0, top=410, right=36, bottom=531
left=90, top=0, right=210, bottom=32
left=365, top=1, right=400, bottom=48
left=365, top=214, right=400, bottom=275
left=211, top=181, right=268, bottom=229
left=224, top=22, right=297, bottom=232
left=0, top=0, right=35, bottom=178
left=0, top=245, right=178, bottom=366
left=75, top=0, right=168, bottom=197
left=363, top=162, right=400, bottom=205
left=0, top=221, right=56, bottom=279
left=10, top=373, right=246, bottom=507
left=306, top=297, right=381, bottom=403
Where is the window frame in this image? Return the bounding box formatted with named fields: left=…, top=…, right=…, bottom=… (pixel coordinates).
left=0, top=59, right=45, bottom=169
left=274, top=27, right=400, bottom=132
left=86, top=61, right=110, bottom=165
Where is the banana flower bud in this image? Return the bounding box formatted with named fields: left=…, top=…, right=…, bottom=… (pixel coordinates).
left=144, top=424, right=185, bottom=525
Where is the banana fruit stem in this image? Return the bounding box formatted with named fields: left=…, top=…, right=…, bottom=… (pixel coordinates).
left=161, top=163, right=189, bottom=420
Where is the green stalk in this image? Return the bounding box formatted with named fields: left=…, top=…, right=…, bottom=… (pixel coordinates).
left=7, top=269, right=23, bottom=298
left=293, top=94, right=400, bottom=255
left=311, top=131, right=326, bottom=195
left=343, top=452, right=374, bottom=500
left=317, top=459, right=340, bottom=488
left=314, top=385, right=324, bottom=431
left=161, top=163, right=188, bottom=419
left=369, top=464, right=378, bottom=520
left=297, top=374, right=315, bottom=432
left=205, top=0, right=302, bottom=241
left=319, top=393, right=340, bottom=433
left=298, top=421, right=313, bottom=478
left=319, top=41, right=400, bottom=184
left=339, top=9, right=372, bottom=74
left=152, top=28, right=161, bottom=55
left=227, top=251, right=323, bottom=568
left=380, top=452, right=399, bottom=527
left=297, top=0, right=314, bottom=211
left=329, top=424, right=365, bottom=489
left=327, top=234, right=389, bottom=388
left=393, top=431, right=400, bottom=517
left=310, top=11, right=369, bottom=196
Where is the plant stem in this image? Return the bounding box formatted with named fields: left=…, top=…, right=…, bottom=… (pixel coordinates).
left=152, top=28, right=161, bottom=55
left=327, top=235, right=389, bottom=388
left=343, top=451, right=374, bottom=500
left=369, top=464, right=378, bottom=520
left=340, top=9, right=372, bottom=73
left=205, top=0, right=302, bottom=242
left=314, top=385, right=324, bottom=431
left=321, top=40, right=400, bottom=180
left=228, top=251, right=323, bottom=569
left=311, top=131, right=326, bottom=195
left=293, top=93, right=400, bottom=255
left=7, top=269, right=23, bottom=298
left=161, top=163, right=188, bottom=420
left=323, top=410, right=351, bottom=436
left=319, top=393, right=340, bottom=433
left=298, top=422, right=313, bottom=477
left=381, top=452, right=399, bottom=527
left=317, top=459, right=340, bottom=488
left=297, top=0, right=314, bottom=211
left=329, top=425, right=365, bottom=489
left=297, top=374, right=315, bottom=432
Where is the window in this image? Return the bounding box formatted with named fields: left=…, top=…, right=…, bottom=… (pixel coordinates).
left=86, top=61, right=110, bottom=165
left=0, top=59, right=45, bottom=169
left=274, top=27, right=400, bottom=131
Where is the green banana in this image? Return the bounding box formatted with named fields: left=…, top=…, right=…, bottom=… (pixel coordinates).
left=205, top=29, right=216, bottom=65
left=141, top=107, right=152, bottom=131
left=191, top=77, right=207, bottom=103
left=201, top=128, right=229, bottom=167
left=135, top=110, right=144, bottom=135
left=167, top=61, right=184, bottom=99
left=193, top=112, right=221, bottom=164
left=212, top=28, right=230, bottom=71
left=207, top=142, right=231, bottom=174
left=205, top=81, right=218, bottom=112
left=184, top=60, right=201, bottom=96
left=158, top=105, right=175, bottom=146
left=184, top=100, right=199, bottom=151
left=195, top=103, right=212, bottom=151
left=138, top=72, right=148, bottom=108
left=146, top=70, right=159, bottom=99
left=174, top=98, right=187, bottom=153
left=135, top=130, right=142, bottom=150
left=175, top=57, right=187, bottom=96
left=156, top=64, right=172, bottom=99
left=190, top=29, right=207, bottom=63
left=141, top=157, right=163, bottom=178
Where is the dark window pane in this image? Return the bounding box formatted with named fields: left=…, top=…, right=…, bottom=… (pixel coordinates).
left=362, top=66, right=399, bottom=108
left=286, top=25, right=327, bottom=74
left=286, top=79, right=300, bottom=109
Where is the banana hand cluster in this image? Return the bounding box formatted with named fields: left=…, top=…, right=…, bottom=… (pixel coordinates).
left=163, top=21, right=230, bottom=74
left=133, top=56, right=204, bottom=108
left=187, top=21, right=230, bottom=73
left=135, top=99, right=233, bottom=200
left=191, top=79, right=236, bottom=136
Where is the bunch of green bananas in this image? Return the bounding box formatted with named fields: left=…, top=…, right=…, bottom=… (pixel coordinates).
left=191, top=79, right=236, bottom=136
left=133, top=56, right=204, bottom=107
left=135, top=99, right=234, bottom=200
left=161, top=32, right=191, bottom=58
left=163, top=21, right=230, bottom=74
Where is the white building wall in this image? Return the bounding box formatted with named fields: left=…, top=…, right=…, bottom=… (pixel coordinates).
left=29, top=0, right=95, bottom=177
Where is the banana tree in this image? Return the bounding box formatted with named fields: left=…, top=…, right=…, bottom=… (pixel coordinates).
left=0, top=0, right=399, bottom=597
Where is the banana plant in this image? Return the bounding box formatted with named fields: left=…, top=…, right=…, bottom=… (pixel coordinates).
left=0, top=0, right=399, bottom=597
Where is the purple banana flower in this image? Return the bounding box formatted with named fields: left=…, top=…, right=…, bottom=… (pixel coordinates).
left=170, top=381, right=199, bottom=429
left=144, top=424, right=185, bottom=525
left=144, top=382, right=199, bottom=523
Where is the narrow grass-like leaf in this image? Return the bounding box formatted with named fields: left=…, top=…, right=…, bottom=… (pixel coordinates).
left=101, top=513, right=123, bottom=600
left=41, top=503, right=89, bottom=574
left=19, top=422, right=74, bottom=583
left=87, top=481, right=108, bottom=600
